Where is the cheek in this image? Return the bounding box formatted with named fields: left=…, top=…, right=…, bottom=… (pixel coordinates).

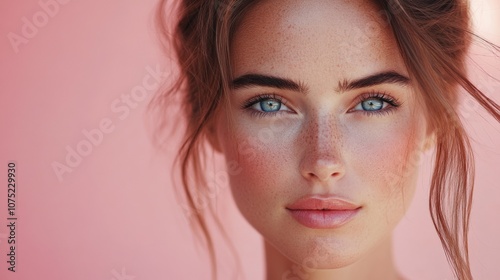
left=350, top=125, right=411, bottom=186
left=346, top=115, right=425, bottom=218
left=218, top=123, right=295, bottom=225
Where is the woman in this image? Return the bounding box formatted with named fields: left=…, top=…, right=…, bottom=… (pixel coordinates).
left=151, top=0, right=500, bottom=279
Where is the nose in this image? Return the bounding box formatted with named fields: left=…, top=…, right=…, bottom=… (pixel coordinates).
left=299, top=113, right=345, bottom=182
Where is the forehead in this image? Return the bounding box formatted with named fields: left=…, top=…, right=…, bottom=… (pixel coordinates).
left=230, top=0, right=407, bottom=81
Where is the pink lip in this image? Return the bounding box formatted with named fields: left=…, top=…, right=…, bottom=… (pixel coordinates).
left=286, top=196, right=361, bottom=229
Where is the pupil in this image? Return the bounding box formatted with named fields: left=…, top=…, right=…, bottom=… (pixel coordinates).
left=261, top=100, right=281, bottom=112
left=362, top=98, right=382, bottom=111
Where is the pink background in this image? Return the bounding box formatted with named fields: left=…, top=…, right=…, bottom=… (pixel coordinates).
left=0, top=0, right=499, bottom=279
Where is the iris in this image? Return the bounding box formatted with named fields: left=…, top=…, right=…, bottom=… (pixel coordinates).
left=260, top=99, right=281, bottom=112
left=361, top=98, right=383, bottom=111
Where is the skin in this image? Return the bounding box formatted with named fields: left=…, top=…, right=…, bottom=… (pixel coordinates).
left=208, top=0, right=433, bottom=279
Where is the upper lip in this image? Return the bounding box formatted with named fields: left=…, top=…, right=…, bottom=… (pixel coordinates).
left=286, top=195, right=361, bottom=210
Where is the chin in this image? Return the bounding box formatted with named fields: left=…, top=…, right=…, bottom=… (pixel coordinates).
left=319, top=256, right=360, bottom=269
left=272, top=235, right=365, bottom=270
left=291, top=251, right=360, bottom=270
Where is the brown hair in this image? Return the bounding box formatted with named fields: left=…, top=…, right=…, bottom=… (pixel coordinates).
left=150, top=0, right=500, bottom=279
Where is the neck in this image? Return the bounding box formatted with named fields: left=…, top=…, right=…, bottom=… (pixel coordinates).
left=264, top=235, right=405, bottom=280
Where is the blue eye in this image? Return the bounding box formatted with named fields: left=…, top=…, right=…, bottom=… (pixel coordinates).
left=360, top=98, right=384, bottom=111
left=352, top=92, right=400, bottom=114
left=242, top=94, right=292, bottom=117
left=259, top=99, right=282, bottom=112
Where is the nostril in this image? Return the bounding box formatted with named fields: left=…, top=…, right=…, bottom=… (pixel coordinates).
left=301, top=157, right=345, bottom=182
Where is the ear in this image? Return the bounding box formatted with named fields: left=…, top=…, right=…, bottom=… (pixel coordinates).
left=205, top=113, right=223, bottom=153
left=420, top=111, right=436, bottom=152
left=422, top=130, right=436, bottom=152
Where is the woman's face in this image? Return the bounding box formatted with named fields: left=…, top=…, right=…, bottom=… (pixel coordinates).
left=212, top=0, right=431, bottom=268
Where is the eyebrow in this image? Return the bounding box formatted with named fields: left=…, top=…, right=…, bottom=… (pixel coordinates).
left=230, top=71, right=410, bottom=94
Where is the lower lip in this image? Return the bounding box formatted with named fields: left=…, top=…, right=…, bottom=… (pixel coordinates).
left=287, top=208, right=360, bottom=229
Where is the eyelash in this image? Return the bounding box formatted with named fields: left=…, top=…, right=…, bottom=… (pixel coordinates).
left=353, top=91, right=402, bottom=117
left=241, top=93, right=289, bottom=118
left=241, top=91, right=402, bottom=118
